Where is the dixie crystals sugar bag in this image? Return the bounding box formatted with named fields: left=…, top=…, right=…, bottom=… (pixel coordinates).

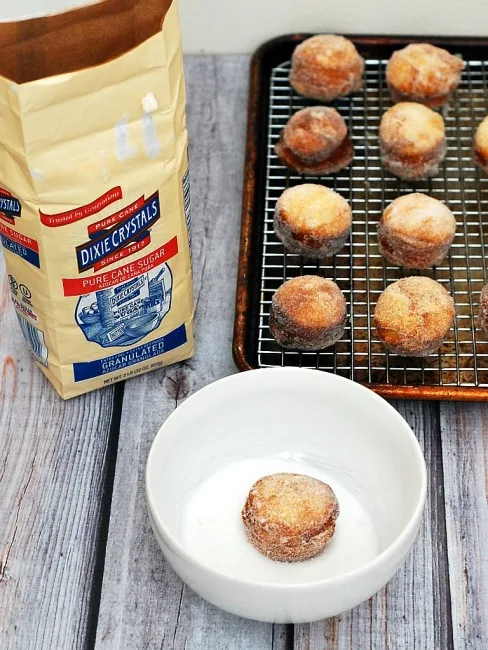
left=0, top=0, right=195, bottom=398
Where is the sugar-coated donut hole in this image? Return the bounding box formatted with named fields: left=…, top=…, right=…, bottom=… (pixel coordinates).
left=378, top=193, right=456, bottom=269
left=270, top=276, right=347, bottom=351
left=474, top=116, right=488, bottom=172
left=276, top=107, right=354, bottom=175
left=379, top=102, right=446, bottom=180
left=374, top=277, right=455, bottom=357
left=290, top=34, right=364, bottom=102
left=274, top=184, right=352, bottom=258
left=478, top=284, right=488, bottom=335
left=387, top=43, right=464, bottom=107
left=242, top=472, right=340, bottom=562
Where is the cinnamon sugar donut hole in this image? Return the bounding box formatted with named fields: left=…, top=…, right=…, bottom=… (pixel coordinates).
left=387, top=43, right=464, bottom=108
left=478, top=284, right=488, bottom=335
left=374, top=276, right=454, bottom=357
left=473, top=116, right=488, bottom=173
left=379, top=102, right=446, bottom=180
left=378, top=193, right=456, bottom=269
left=276, top=107, right=353, bottom=175
left=270, top=276, right=346, bottom=350
left=274, top=184, right=352, bottom=258
left=290, top=34, right=364, bottom=102
left=242, top=473, right=339, bottom=562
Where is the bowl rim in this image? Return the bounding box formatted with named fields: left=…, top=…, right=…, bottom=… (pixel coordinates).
left=146, top=367, right=427, bottom=589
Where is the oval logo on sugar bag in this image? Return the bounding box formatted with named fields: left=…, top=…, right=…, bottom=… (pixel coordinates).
left=0, top=187, right=22, bottom=224
left=75, top=192, right=161, bottom=273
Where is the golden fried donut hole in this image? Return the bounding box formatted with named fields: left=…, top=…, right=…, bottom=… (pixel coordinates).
left=242, top=473, right=339, bottom=562
left=276, top=107, right=353, bottom=176
left=387, top=43, right=464, bottom=107
left=274, top=184, right=352, bottom=258
left=374, top=276, right=454, bottom=356
left=378, top=193, right=456, bottom=269
left=379, top=102, right=446, bottom=180
left=290, top=35, right=364, bottom=102
left=270, top=276, right=347, bottom=351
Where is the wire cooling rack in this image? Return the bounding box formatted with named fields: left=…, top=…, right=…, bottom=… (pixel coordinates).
left=256, top=56, right=488, bottom=388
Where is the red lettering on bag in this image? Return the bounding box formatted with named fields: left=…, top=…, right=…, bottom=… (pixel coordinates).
left=62, top=236, right=178, bottom=296
left=40, top=186, right=123, bottom=227
left=0, top=221, right=39, bottom=252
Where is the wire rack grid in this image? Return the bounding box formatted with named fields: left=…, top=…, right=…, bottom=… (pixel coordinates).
left=257, top=56, right=488, bottom=388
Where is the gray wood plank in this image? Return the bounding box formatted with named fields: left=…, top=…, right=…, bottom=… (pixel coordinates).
left=0, top=256, right=117, bottom=649
left=440, top=402, right=488, bottom=650
left=295, top=401, right=453, bottom=650
left=95, top=55, right=287, bottom=650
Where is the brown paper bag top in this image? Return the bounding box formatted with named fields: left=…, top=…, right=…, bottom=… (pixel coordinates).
left=0, top=0, right=172, bottom=84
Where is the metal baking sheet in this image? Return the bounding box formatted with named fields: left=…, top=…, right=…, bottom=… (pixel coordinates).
left=233, top=35, right=488, bottom=400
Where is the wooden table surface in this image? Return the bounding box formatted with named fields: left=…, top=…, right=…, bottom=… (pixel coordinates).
left=1, top=55, right=487, bottom=650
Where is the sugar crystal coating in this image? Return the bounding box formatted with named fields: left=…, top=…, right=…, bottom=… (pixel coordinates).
left=478, top=284, right=488, bottom=334
left=378, top=193, right=456, bottom=268
left=374, top=276, right=454, bottom=356
left=387, top=43, right=464, bottom=107
left=270, top=276, right=347, bottom=350
left=275, top=184, right=352, bottom=258
left=276, top=107, right=354, bottom=175
left=474, top=116, right=488, bottom=172
left=379, top=102, right=446, bottom=180
left=290, top=35, right=364, bottom=102
left=242, top=472, right=339, bottom=562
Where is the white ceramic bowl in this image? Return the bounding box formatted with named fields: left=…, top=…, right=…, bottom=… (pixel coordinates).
left=146, top=368, right=426, bottom=623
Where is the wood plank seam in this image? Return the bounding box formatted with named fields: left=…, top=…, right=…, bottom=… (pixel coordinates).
left=439, top=403, right=488, bottom=650
left=84, top=382, right=126, bottom=650
left=429, top=402, right=454, bottom=650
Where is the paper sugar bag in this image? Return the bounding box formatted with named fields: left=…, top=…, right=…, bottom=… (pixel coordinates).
left=0, top=0, right=195, bottom=399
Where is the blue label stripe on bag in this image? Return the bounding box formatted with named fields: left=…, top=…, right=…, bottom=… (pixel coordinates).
left=1, top=234, right=40, bottom=268
left=73, top=323, right=187, bottom=381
